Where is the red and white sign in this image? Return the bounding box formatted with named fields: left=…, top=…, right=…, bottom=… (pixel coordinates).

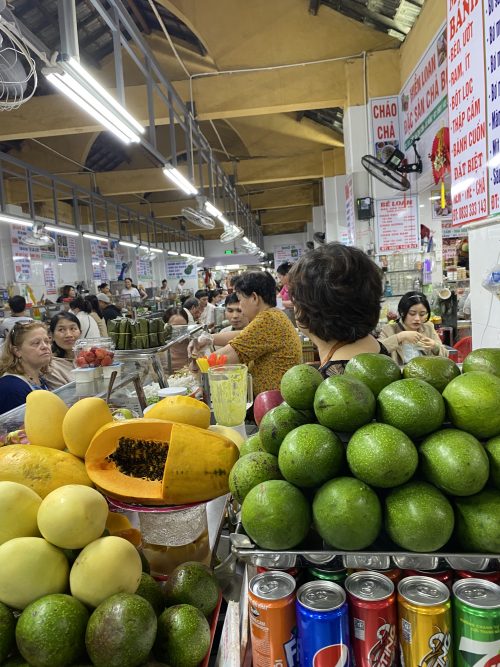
left=344, top=175, right=355, bottom=246
left=485, top=0, right=500, bottom=216
left=375, top=196, right=420, bottom=253
left=448, top=0, right=488, bottom=226
left=370, top=96, right=401, bottom=161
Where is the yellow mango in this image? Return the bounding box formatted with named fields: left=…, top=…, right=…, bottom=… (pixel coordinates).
left=24, top=390, right=68, bottom=450
left=62, top=397, right=113, bottom=459
left=146, top=395, right=210, bottom=429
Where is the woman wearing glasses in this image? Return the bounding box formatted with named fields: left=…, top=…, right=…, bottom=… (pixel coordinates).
left=0, top=321, right=52, bottom=415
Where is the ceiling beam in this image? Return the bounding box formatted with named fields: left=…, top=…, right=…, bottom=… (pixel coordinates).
left=260, top=206, right=312, bottom=226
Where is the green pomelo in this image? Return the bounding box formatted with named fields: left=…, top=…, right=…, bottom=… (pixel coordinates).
left=278, top=424, right=344, bottom=488
left=0, top=601, right=15, bottom=663
left=314, top=376, right=375, bottom=432
left=85, top=593, right=157, bottom=667
left=241, top=480, right=311, bottom=549
left=1, top=658, right=32, bottom=666
left=229, top=452, right=282, bottom=504
left=135, top=572, right=165, bottom=616
left=164, top=561, right=220, bottom=617
left=443, top=372, right=500, bottom=439
left=280, top=364, right=323, bottom=410
left=239, top=433, right=265, bottom=457
left=485, top=436, right=500, bottom=489
left=385, top=482, right=454, bottom=552
left=377, top=378, right=445, bottom=439
left=259, top=403, right=309, bottom=455
left=462, top=348, right=500, bottom=377
left=403, top=356, right=461, bottom=393
left=16, top=594, right=89, bottom=667
left=344, top=353, right=401, bottom=397
left=455, top=489, right=500, bottom=552
left=420, top=429, right=490, bottom=496
left=346, top=423, right=418, bottom=488
left=155, top=604, right=210, bottom=667
left=313, top=477, right=382, bottom=550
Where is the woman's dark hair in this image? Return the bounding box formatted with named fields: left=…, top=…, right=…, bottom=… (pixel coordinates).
left=208, top=289, right=221, bottom=303
left=85, top=295, right=103, bottom=318
left=398, top=291, right=431, bottom=322
left=163, top=306, right=188, bottom=324
left=98, top=282, right=108, bottom=291
left=195, top=289, right=208, bottom=300
left=288, top=242, right=383, bottom=343
left=60, top=285, right=74, bottom=298
left=225, top=292, right=240, bottom=307
left=234, top=272, right=277, bottom=307
left=49, top=312, right=81, bottom=358
left=276, top=262, right=293, bottom=276
left=69, top=296, right=91, bottom=313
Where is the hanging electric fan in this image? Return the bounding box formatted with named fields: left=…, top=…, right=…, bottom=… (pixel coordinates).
left=220, top=224, right=244, bottom=243
left=361, top=139, right=422, bottom=192
left=140, top=250, right=158, bottom=261
left=181, top=196, right=215, bottom=230
left=22, top=223, right=54, bottom=247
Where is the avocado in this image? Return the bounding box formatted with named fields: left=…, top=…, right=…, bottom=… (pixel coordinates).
left=377, top=378, right=445, bottom=439
left=314, top=375, right=376, bottom=432
left=443, top=371, right=500, bottom=439
left=385, top=482, right=454, bottom=552
left=485, top=436, right=500, bottom=489
left=135, top=572, right=165, bottom=616
left=85, top=593, right=157, bottom=667
left=420, top=429, right=490, bottom=496
left=346, top=422, right=418, bottom=488
left=155, top=604, right=210, bottom=667
left=455, top=489, right=500, bottom=552
left=0, top=601, right=15, bottom=663
left=344, top=353, right=401, bottom=396
left=239, top=433, right=265, bottom=457
left=229, top=451, right=282, bottom=504
left=241, top=479, right=311, bottom=549
left=164, top=562, right=220, bottom=617
left=278, top=424, right=344, bottom=488
left=403, top=356, right=460, bottom=392
left=462, top=347, right=500, bottom=377
left=259, top=403, right=309, bottom=455
left=313, top=477, right=382, bottom=550
left=280, top=364, right=323, bottom=410
left=15, top=594, right=89, bottom=667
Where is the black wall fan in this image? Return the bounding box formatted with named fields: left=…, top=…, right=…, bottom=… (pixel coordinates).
left=361, top=139, right=422, bottom=191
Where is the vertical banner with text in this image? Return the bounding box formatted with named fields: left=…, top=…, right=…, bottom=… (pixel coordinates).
left=344, top=175, right=356, bottom=246
left=370, top=96, right=401, bottom=161
left=485, top=0, right=500, bottom=216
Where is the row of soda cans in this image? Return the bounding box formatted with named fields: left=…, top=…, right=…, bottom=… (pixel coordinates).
left=248, top=569, right=500, bottom=666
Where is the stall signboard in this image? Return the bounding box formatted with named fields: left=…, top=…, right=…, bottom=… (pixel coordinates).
left=90, top=240, right=108, bottom=281
left=136, top=256, right=153, bottom=281
left=43, top=264, right=57, bottom=296
left=448, top=0, right=489, bottom=226
left=56, top=234, right=77, bottom=263
left=375, top=196, right=420, bottom=253
left=442, top=218, right=468, bottom=238
left=14, top=257, right=31, bottom=283
left=370, top=96, right=401, bottom=161
left=166, top=260, right=191, bottom=279
left=344, top=175, right=356, bottom=246
left=273, top=244, right=303, bottom=265
left=10, top=224, right=56, bottom=263
left=485, top=0, right=500, bottom=216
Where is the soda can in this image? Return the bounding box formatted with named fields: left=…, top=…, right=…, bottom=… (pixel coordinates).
left=248, top=571, right=298, bottom=667
left=345, top=571, right=397, bottom=667
left=403, top=569, right=454, bottom=591
left=446, top=556, right=491, bottom=571
left=455, top=570, right=500, bottom=585
left=343, top=554, right=392, bottom=570
left=255, top=553, right=298, bottom=569
left=257, top=566, right=302, bottom=582
left=304, top=553, right=342, bottom=567
left=296, top=580, right=350, bottom=666
left=307, top=566, right=348, bottom=585
left=398, top=575, right=452, bottom=667
left=452, top=578, right=500, bottom=667
left=393, top=555, right=440, bottom=570
left=349, top=568, right=402, bottom=584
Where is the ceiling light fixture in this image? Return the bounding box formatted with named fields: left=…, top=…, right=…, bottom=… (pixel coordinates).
left=0, top=213, right=33, bottom=228
left=44, top=57, right=144, bottom=145
left=163, top=165, right=198, bottom=196
left=139, top=245, right=149, bottom=251
left=44, top=225, right=81, bottom=237
left=150, top=248, right=163, bottom=254
left=83, top=233, right=108, bottom=242
left=204, top=201, right=223, bottom=218
left=119, top=240, right=138, bottom=248
left=167, top=250, right=179, bottom=256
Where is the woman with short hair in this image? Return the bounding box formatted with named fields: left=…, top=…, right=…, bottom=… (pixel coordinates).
left=69, top=297, right=100, bottom=339
left=85, top=295, right=108, bottom=337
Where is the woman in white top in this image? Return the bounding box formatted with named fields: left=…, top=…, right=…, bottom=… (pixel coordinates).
left=121, top=277, right=141, bottom=300
left=69, top=297, right=101, bottom=339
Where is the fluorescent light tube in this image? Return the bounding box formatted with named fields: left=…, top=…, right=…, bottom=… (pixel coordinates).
left=139, top=245, right=150, bottom=251
left=163, top=166, right=198, bottom=196
left=44, top=225, right=80, bottom=237
left=204, top=201, right=223, bottom=218
left=0, top=213, right=33, bottom=227
left=219, top=215, right=230, bottom=226
left=83, top=233, right=108, bottom=242
left=167, top=250, right=179, bottom=256
left=119, top=241, right=138, bottom=248
left=242, top=236, right=250, bottom=243
left=150, top=248, right=163, bottom=254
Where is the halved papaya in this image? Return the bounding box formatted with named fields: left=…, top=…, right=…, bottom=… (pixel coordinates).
left=85, top=418, right=239, bottom=505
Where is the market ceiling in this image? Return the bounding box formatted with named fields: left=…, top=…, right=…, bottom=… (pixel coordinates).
left=1, top=0, right=422, bottom=238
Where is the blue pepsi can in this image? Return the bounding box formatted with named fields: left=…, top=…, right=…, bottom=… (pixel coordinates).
left=296, top=580, right=351, bottom=666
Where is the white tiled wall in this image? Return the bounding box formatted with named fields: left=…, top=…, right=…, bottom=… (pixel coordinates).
left=469, top=224, right=500, bottom=349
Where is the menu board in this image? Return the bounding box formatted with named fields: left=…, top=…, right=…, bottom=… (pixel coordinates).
left=166, top=260, right=191, bottom=279
left=43, top=264, right=57, bottom=296
left=375, top=196, right=420, bottom=253
left=485, top=0, right=500, bottom=216
left=273, top=244, right=303, bottom=265
left=136, top=257, right=153, bottom=281
left=370, top=96, right=401, bottom=160
left=56, top=234, right=77, bottom=263
left=344, top=175, right=355, bottom=246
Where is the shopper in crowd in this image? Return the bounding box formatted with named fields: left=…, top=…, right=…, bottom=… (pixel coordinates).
left=137, top=284, right=149, bottom=301
left=219, top=293, right=249, bottom=333
left=56, top=285, right=76, bottom=303
left=0, top=296, right=33, bottom=339
left=85, top=295, right=108, bottom=337
left=98, top=283, right=111, bottom=296
left=288, top=242, right=389, bottom=377
left=97, top=293, right=122, bottom=323
left=276, top=262, right=294, bottom=309
left=182, top=297, right=201, bottom=324
left=69, top=297, right=100, bottom=338
left=0, top=321, right=51, bottom=415
left=44, top=312, right=82, bottom=390
left=192, top=272, right=302, bottom=395
left=120, top=277, right=141, bottom=300
left=379, top=291, right=448, bottom=365
left=163, top=306, right=189, bottom=371
left=158, top=279, right=169, bottom=297
left=176, top=278, right=186, bottom=294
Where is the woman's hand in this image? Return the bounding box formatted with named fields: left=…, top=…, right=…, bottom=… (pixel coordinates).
left=397, top=330, right=421, bottom=344
left=417, top=335, right=437, bottom=350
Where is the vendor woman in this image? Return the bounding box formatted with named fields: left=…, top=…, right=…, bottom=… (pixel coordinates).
left=0, top=321, right=51, bottom=415
left=379, top=291, right=448, bottom=365
left=44, top=312, right=82, bottom=389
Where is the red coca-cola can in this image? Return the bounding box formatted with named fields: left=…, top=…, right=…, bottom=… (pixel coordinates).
left=455, top=569, right=500, bottom=584
left=402, top=569, right=454, bottom=591
left=345, top=571, right=397, bottom=667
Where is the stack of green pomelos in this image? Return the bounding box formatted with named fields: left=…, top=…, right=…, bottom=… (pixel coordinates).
left=231, top=348, right=500, bottom=554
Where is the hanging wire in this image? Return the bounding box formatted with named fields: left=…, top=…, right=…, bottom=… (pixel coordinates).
left=0, top=13, right=37, bottom=111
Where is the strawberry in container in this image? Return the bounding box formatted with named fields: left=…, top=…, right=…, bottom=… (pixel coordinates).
left=74, top=338, right=115, bottom=368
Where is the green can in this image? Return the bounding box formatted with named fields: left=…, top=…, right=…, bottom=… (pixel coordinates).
left=452, top=578, right=500, bottom=666
left=307, top=566, right=347, bottom=584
